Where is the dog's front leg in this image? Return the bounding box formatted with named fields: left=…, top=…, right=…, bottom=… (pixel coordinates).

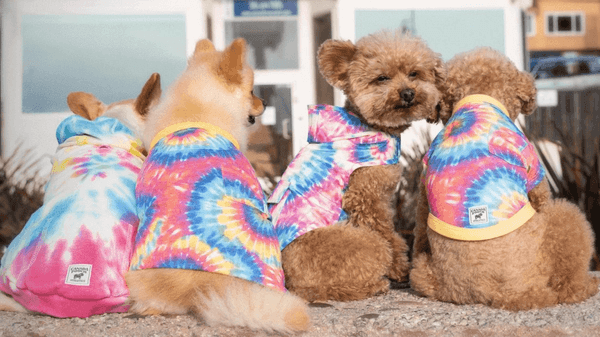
left=342, top=164, right=409, bottom=281
left=413, top=182, right=431, bottom=257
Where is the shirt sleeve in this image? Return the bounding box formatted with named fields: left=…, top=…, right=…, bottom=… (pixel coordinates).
left=489, top=127, right=545, bottom=192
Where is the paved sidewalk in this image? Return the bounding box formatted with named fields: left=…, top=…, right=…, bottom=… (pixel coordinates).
left=1, top=274, right=600, bottom=336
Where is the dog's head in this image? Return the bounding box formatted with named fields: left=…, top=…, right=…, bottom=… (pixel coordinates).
left=142, top=38, right=264, bottom=151
left=440, top=47, right=537, bottom=123
left=67, top=72, right=162, bottom=139
left=318, top=30, right=446, bottom=135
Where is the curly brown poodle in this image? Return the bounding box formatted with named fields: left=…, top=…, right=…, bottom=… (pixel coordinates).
left=274, top=30, right=446, bottom=302
left=410, top=47, right=599, bottom=311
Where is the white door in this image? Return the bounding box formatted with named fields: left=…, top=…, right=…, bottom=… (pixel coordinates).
left=211, top=0, right=316, bottom=182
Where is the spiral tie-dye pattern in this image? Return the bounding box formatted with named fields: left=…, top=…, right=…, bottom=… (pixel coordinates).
left=268, top=105, right=401, bottom=249
left=422, top=95, right=545, bottom=241
left=0, top=115, right=145, bottom=317
left=130, top=122, right=285, bottom=292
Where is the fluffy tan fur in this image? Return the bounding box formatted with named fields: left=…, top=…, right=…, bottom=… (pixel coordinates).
left=281, top=30, right=446, bottom=302
left=0, top=73, right=162, bottom=314
left=124, top=38, right=309, bottom=333
left=410, top=47, right=599, bottom=310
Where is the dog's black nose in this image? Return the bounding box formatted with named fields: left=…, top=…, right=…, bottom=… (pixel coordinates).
left=248, top=115, right=256, bottom=124
left=400, top=88, right=415, bottom=103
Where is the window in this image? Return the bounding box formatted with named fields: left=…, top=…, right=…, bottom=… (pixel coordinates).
left=224, top=0, right=299, bottom=70
left=545, top=12, right=584, bottom=35
left=21, top=14, right=187, bottom=113
left=525, top=13, right=536, bottom=36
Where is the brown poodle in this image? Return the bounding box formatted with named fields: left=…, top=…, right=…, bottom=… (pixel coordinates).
left=410, top=47, right=599, bottom=310
left=268, top=30, right=446, bottom=302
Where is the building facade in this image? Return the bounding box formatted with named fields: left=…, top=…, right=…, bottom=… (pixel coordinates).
left=1, top=0, right=530, bottom=178
left=527, top=0, right=600, bottom=57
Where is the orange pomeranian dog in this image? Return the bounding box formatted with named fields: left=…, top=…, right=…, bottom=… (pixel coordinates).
left=124, top=38, right=310, bottom=333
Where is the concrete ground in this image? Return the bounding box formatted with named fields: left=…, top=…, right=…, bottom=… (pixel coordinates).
left=1, top=274, right=600, bottom=337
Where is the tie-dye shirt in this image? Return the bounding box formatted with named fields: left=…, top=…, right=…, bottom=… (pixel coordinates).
left=0, top=115, right=145, bottom=317
left=268, top=105, right=401, bottom=250
left=130, top=122, right=285, bottom=292
left=423, top=95, right=545, bottom=241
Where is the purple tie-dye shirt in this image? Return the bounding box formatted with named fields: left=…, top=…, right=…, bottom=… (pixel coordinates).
left=268, top=105, right=401, bottom=250
left=0, top=115, right=144, bottom=317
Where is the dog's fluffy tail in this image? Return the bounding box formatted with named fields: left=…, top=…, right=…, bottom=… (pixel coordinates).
left=195, top=276, right=310, bottom=333
left=125, top=269, right=310, bottom=333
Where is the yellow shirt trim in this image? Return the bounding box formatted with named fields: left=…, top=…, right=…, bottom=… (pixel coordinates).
left=453, top=94, right=510, bottom=118
left=427, top=202, right=536, bottom=241
left=150, top=122, right=240, bottom=150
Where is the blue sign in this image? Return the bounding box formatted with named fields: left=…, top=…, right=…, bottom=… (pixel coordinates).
left=234, top=0, right=297, bottom=17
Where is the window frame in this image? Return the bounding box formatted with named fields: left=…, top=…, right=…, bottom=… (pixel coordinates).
left=525, top=12, right=536, bottom=37
left=544, top=11, right=585, bottom=36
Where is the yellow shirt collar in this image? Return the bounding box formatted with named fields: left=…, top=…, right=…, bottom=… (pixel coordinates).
left=150, top=121, right=240, bottom=150
left=453, top=94, right=510, bottom=118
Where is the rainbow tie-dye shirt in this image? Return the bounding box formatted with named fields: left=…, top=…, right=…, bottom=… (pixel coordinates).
left=423, top=95, right=545, bottom=241
left=268, top=105, right=401, bottom=250
left=0, top=115, right=145, bottom=317
left=130, top=122, right=285, bottom=292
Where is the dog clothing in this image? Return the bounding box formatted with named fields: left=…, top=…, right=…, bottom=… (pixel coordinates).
left=422, top=94, right=545, bottom=241
left=267, top=104, right=401, bottom=250
left=130, top=122, right=285, bottom=292
left=0, top=115, right=145, bottom=317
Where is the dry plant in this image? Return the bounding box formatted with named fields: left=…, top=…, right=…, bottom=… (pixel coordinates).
left=395, top=129, right=433, bottom=259
left=0, top=146, right=46, bottom=261
left=526, top=123, right=600, bottom=270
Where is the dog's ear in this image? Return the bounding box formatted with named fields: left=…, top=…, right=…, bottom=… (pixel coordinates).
left=66, top=92, right=107, bottom=120
left=194, top=39, right=216, bottom=55
left=433, top=58, right=447, bottom=91
left=426, top=58, right=448, bottom=124
left=438, top=79, right=463, bottom=124
left=317, top=39, right=356, bottom=90
left=135, top=73, right=162, bottom=117
left=515, top=71, right=537, bottom=116
left=219, top=38, right=246, bottom=85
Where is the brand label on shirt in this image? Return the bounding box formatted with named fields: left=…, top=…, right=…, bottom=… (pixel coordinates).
left=65, top=264, right=92, bottom=286
left=469, top=205, right=489, bottom=225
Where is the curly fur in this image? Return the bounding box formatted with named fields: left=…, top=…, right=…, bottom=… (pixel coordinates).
left=281, top=30, right=446, bottom=302
left=410, top=47, right=599, bottom=310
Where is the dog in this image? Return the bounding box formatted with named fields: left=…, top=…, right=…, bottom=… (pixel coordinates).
left=0, top=73, right=161, bottom=317
left=267, top=30, right=447, bottom=302
left=123, top=38, right=309, bottom=333
left=410, top=47, right=599, bottom=310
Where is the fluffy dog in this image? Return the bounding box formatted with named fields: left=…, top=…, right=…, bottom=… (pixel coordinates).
left=410, top=47, right=599, bottom=310
left=0, top=73, right=161, bottom=317
left=267, top=30, right=446, bottom=302
left=123, top=38, right=309, bottom=333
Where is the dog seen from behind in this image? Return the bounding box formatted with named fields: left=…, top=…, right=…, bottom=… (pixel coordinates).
left=410, top=47, right=599, bottom=310
left=0, top=73, right=161, bottom=317
left=124, top=38, right=310, bottom=333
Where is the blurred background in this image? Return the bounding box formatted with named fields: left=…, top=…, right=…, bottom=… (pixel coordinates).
left=1, top=0, right=599, bottom=267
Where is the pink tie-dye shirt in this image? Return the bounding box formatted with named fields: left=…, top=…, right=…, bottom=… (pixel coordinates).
left=130, top=122, right=285, bottom=292
left=423, top=95, right=545, bottom=241
left=268, top=105, right=401, bottom=249
left=0, top=115, right=144, bottom=317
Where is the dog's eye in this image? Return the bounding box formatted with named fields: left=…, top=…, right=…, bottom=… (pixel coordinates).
left=409, top=71, right=418, bottom=78
left=377, top=75, right=390, bottom=82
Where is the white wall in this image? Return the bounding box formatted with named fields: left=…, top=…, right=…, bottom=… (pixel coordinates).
left=1, top=0, right=205, bottom=176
